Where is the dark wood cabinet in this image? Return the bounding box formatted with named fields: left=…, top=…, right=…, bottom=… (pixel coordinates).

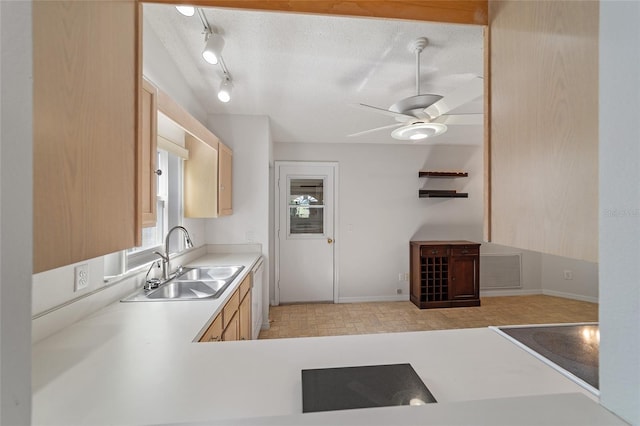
left=410, top=241, right=480, bottom=309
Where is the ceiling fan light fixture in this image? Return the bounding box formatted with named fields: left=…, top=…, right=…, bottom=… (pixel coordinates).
left=391, top=122, right=447, bottom=141
left=202, top=32, right=225, bottom=65
left=218, top=77, right=233, bottom=103
left=175, top=6, right=195, bottom=16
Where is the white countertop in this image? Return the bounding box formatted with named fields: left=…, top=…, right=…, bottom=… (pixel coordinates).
left=31, top=252, right=625, bottom=425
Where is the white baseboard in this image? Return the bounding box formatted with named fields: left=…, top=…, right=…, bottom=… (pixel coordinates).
left=480, top=289, right=542, bottom=297
left=337, top=295, right=409, bottom=304
left=542, top=289, right=599, bottom=303
left=479, top=288, right=598, bottom=303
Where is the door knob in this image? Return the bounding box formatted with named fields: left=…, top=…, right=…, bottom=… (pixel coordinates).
left=327, top=238, right=333, bottom=244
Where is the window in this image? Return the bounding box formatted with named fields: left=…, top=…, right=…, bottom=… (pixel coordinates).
left=104, top=150, right=184, bottom=277
left=288, top=178, right=325, bottom=235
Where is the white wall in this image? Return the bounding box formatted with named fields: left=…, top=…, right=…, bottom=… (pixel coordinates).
left=540, top=254, right=598, bottom=303
left=0, top=1, right=32, bottom=423
left=274, top=142, right=486, bottom=302
left=599, top=1, right=640, bottom=423
left=205, top=114, right=271, bottom=326
left=142, top=10, right=207, bottom=124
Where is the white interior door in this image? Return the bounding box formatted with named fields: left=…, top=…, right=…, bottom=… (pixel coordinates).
left=276, top=162, right=336, bottom=304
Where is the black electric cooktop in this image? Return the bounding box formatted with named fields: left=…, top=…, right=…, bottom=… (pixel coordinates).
left=301, top=363, right=437, bottom=413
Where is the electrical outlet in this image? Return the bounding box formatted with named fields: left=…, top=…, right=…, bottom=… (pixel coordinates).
left=397, top=289, right=403, bottom=295
left=404, top=272, right=410, bottom=281
left=398, top=273, right=403, bottom=282
left=563, top=270, right=573, bottom=280
left=74, top=264, right=89, bottom=292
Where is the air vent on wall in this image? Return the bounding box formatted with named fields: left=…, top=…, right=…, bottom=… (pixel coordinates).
left=480, top=254, right=522, bottom=289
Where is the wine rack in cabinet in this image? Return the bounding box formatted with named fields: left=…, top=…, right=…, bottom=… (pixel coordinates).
left=410, top=241, right=481, bottom=309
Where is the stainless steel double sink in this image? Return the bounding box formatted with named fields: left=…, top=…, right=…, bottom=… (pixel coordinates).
left=122, top=265, right=244, bottom=302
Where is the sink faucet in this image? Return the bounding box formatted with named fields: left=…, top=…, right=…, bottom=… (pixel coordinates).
left=154, top=226, right=194, bottom=280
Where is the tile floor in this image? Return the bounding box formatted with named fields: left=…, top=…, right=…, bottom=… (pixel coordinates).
left=258, top=295, right=598, bottom=340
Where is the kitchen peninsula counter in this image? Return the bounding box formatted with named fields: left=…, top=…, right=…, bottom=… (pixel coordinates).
left=32, top=251, right=624, bottom=425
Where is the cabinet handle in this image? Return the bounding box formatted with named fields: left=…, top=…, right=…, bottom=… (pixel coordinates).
left=154, top=169, right=162, bottom=176
left=431, top=250, right=438, bottom=254
left=210, top=335, right=220, bottom=342
left=461, top=250, right=469, bottom=254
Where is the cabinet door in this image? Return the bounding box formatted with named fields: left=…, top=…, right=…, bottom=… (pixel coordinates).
left=140, top=78, right=158, bottom=228
left=33, top=0, right=140, bottom=273
left=222, top=312, right=239, bottom=341
left=449, top=255, right=478, bottom=299
left=184, top=134, right=219, bottom=218
left=218, top=142, right=233, bottom=216
left=200, top=314, right=223, bottom=343
left=239, top=291, right=252, bottom=341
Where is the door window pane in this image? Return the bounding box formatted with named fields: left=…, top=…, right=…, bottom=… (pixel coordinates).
left=289, top=179, right=324, bottom=205
left=290, top=206, right=324, bottom=234
left=289, top=178, right=324, bottom=234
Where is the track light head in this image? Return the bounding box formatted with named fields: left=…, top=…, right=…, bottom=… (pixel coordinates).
left=202, top=32, right=225, bottom=65
left=175, top=6, right=195, bottom=16
left=218, top=77, right=233, bottom=103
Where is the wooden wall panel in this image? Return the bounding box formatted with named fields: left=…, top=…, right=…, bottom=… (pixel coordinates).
left=489, top=0, right=598, bottom=262
left=148, top=0, right=488, bottom=25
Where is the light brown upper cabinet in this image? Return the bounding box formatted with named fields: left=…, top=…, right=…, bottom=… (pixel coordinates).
left=184, top=133, right=220, bottom=218
left=155, top=86, right=232, bottom=218
left=33, top=0, right=141, bottom=273
left=140, top=78, right=158, bottom=228
left=218, top=142, right=233, bottom=216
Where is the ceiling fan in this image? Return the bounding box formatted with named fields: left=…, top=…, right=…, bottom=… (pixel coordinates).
left=349, top=37, right=483, bottom=141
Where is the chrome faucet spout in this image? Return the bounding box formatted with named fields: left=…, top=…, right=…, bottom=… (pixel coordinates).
left=160, top=226, right=194, bottom=280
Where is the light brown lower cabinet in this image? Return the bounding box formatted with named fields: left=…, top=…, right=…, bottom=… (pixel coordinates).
left=200, top=274, right=252, bottom=343
left=200, top=314, right=223, bottom=343
left=222, top=312, right=239, bottom=341
left=239, top=287, right=252, bottom=341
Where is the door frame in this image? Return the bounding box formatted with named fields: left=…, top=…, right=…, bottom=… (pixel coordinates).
left=274, top=161, right=339, bottom=305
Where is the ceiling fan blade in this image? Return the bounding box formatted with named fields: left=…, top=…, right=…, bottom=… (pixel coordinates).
left=423, top=77, right=484, bottom=119
left=348, top=122, right=403, bottom=137
left=434, top=114, right=484, bottom=126
left=352, top=103, right=414, bottom=121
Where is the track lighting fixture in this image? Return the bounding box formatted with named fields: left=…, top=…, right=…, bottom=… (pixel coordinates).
left=218, top=76, right=233, bottom=103
left=202, top=32, right=225, bottom=65
left=177, top=6, right=235, bottom=104
left=175, top=6, right=195, bottom=16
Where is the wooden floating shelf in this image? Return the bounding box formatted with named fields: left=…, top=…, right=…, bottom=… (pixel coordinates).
left=418, top=171, right=469, bottom=178
left=419, top=190, right=469, bottom=198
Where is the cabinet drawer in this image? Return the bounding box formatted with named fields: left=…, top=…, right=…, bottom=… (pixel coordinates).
left=239, top=274, right=251, bottom=301
left=420, top=246, right=450, bottom=257
left=451, top=246, right=479, bottom=256
left=223, top=289, right=240, bottom=328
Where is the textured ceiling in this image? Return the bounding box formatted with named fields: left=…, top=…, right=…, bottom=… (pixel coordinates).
left=143, top=4, right=484, bottom=145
